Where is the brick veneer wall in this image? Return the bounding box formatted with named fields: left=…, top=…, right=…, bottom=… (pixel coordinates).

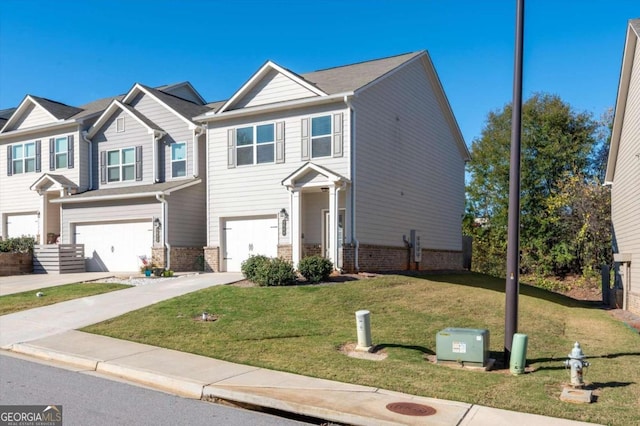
left=628, top=292, right=640, bottom=316
left=278, top=244, right=292, bottom=262
left=203, top=246, right=220, bottom=272
left=151, top=247, right=204, bottom=272
left=340, top=244, right=463, bottom=273
left=302, top=244, right=322, bottom=258
left=0, top=252, right=33, bottom=276
left=151, top=247, right=165, bottom=270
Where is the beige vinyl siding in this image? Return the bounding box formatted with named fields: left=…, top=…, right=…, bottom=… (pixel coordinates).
left=206, top=103, right=350, bottom=246
left=129, top=93, right=196, bottom=181
left=93, top=110, right=153, bottom=188
left=13, top=104, right=56, bottom=130
left=61, top=198, right=160, bottom=244
left=612, top=40, right=640, bottom=300
left=352, top=57, right=465, bottom=251
left=301, top=191, right=347, bottom=244
left=233, top=69, right=317, bottom=109
left=167, top=182, right=206, bottom=246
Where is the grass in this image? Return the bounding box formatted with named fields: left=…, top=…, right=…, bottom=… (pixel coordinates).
left=0, top=283, right=131, bottom=315
left=82, top=273, right=640, bottom=426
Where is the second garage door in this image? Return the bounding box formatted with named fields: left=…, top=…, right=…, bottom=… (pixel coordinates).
left=224, top=217, right=278, bottom=272
left=7, top=214, right=39, bottom=239
left=75, top=221, right=153, bottom=272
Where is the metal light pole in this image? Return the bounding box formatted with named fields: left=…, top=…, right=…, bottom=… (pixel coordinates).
left=505, top=0, right=525, bottom=363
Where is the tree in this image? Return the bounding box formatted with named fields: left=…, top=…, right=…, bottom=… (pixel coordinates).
left=465, top=93, right=610, bottom=278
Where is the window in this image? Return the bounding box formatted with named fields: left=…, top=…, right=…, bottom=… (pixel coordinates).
left=236, top=123, right=274, bottom=166
left=107, top=147, right=135, bottom=182
left=171, top=142, right=186, bottom=177
left=11, top=142, right=36, bottom=174
left=55, top=137, right=68, bottom=169
left=116, top=117, right=125, bottom=133
left=311, top=115, right=331, bottom=158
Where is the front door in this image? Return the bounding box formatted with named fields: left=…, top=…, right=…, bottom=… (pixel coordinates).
left=323, top=210, right=344, bottom=268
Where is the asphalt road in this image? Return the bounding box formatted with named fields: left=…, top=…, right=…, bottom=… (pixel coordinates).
left=0, top=353, right=311, bottom=426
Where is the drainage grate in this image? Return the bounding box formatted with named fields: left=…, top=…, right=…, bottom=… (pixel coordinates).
left=386, top=402, right=437, bottom=416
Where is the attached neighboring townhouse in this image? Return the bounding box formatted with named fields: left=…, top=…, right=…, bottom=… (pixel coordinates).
left=195, top=51, right=470, bottom=273
left=0, top=82, right=211, bottom=272
left=605, top=18, right=640, bottom=315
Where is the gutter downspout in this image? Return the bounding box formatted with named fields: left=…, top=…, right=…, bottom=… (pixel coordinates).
left=155, top=193, right=171, bottom=270
left=344, top=95, right=359, bottom=271
left=81, top=131, right=93, bottom=190
left=193, top=126, right=205, bottom=178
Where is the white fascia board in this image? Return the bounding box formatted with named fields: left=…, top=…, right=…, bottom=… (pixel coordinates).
left=122, top=83, right=196, bottom=129
left=1, top=95, right=61, bottom=133
left=87, top=100, right=156, bottom=139
left=0, top=119, right=78, bottom=139
left=217, top=61, right=328, bottom=115
left=194, top=92, right=352, bottom=123
left=51, top=191, right=163, bottom=204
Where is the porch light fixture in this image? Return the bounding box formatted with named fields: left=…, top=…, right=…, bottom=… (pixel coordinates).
left=321, top=187, right=329, bottom=193
left=279, top=208, right=289, bottom=236
left=279, top=208, right=289, bottom=220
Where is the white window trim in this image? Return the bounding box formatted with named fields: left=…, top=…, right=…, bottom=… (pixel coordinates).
left=310, top=114, right=332, bottom=159
left=106, top=147, right=135, bottom=182
left=55, top=136, right=68, bottom=169
left=236, top=121, right=275, bottom=166
left=116, top=117, right=125, bottom=133
left=11, top=142, right=36, bottom=174
left=171, top=142, right=187, bottom=178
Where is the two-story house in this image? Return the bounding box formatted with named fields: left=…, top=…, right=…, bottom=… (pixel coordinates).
left=195, top=51, right=470, bottom=273
left=0, top=82, right=211, bottom=272
left=606, top=18, right=640, bottom=315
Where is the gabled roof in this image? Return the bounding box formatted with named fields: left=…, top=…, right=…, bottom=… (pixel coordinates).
left=606, top=18, right=640, bottom=184
left=282, top=162, right=349, bottom=188
left=51, top=178, right=201, bottom=203
left=87, top=99, right=163, bottom=138
left=0, top=107, right=16, bottom=128
left=1, top=95, right=82, bottom=132
left=155, top=81, right=207, bottom=105
left=30, top=173, right=78, bottom=192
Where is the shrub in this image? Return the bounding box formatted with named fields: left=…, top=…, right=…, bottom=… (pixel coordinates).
left=241, top=255, right=270, bottom=282
left=0, top=237, right=35, bottom=253
left=253, top=257, right=297, bottom=287
left=298, top=255, right=333, bottom=284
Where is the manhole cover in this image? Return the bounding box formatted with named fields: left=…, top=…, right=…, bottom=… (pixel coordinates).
left=386, top=402, right=436, bottom=416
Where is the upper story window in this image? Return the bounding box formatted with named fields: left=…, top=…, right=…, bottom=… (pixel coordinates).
left=301, top=113, right=342, bottom=161
left=171, top=142, right=186, bottom=177
left=107, top=147, right=135, bottom=182
left=311, top=116, right=332, bottom=158
left=48, top=135, right=74, bottom=171
left=236, top=123, right=274, bottom=166
left=55, top=137, right=68, bottom=169
left=9, top=142, right=36, bottom=174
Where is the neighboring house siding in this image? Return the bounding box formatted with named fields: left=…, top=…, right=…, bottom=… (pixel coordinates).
left=206, top=102, right=351, bottom=246
left=162, top=85, right=203, bottom=105
left=353, top=58, right=465, bottom=251
left=233, top=69, right=317, bottom=109
left=129, top=92, right=195, bottom=180
left=61, top=198, right=160, bottom=244
left=13, top=104, right=55, bottom=130
left=167, top=182, right=206, bottom=247
left=612, top=40, right=640, bottom=309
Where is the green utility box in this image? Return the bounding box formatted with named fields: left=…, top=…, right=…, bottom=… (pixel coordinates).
left=436, top=328, right=490, bottom=366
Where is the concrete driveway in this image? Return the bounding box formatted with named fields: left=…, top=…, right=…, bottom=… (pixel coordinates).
left=0, top=272, right=117, bottom=296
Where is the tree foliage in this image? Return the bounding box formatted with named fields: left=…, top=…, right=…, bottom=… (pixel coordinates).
left=465, top=93, right=611, bottom=278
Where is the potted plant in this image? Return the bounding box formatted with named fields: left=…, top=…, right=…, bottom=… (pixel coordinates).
left=139, top=255, right=153, bottom=276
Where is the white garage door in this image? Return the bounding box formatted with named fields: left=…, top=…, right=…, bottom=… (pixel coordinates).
left=7, top=214, right=39, bottom=238
left=224, top=217, right=278, bottom=272
left=75, top=221, right=152, bottom=272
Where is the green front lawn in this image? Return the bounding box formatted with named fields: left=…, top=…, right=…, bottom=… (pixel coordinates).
left=82, top=273, right=640, bottom=426
left=0, top=283, right=131, bottom=315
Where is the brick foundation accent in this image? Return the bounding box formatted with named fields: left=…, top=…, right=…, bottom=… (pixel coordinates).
left=340, top=244, right=464, bottom=273
left=278, top=244, right=292, bottom=262
left=0, top=252, right=33, bottom=276
left=628, top=291, right=640, bottom=316
left=151, top=247, right=204, bottom=272
left=151, top=247, right=166, bottom=270
left=203, top=246, right=220, bottom=272
left=302, top=244, right=322, bottom=258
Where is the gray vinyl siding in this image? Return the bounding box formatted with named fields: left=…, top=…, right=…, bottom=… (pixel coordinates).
left=61, top=198, right=160, bottom=244
left=129, top=92, right=196, bottom=181
left=13, top=104, right=55, bottom=130
left=233, top=69, right=317, bottom=109
left=206, top=102, right=350, bottom=246
left=301, top=191, right=347, bottom=244
left=167, top=182, right=206, bottom=246
left=92, top=110, right=153, bottom=188
left=352, top=57, right=466, bottom=251
left=612, top=40, right=640, bottom=300
left=162, top=85, right=203, bottom=105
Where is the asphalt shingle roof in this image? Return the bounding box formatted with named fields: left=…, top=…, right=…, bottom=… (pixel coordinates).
left=29, top=95, right=83, bottom=120
left=138, top=84, right=212, bottom=122
left=63, top=179, right=201, bottom=200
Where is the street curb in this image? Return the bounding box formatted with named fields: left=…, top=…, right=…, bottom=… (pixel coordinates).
left=9, top=343, right=99, bottom=370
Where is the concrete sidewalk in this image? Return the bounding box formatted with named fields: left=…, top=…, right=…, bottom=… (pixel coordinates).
left=5, top=330, right=599, bottom=426
left=0, top=272, right=116, bottom=296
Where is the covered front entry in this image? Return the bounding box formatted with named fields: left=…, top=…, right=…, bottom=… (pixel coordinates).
left=223, top=217, right=278, bottom=272
left=75, top=220, right=152, bottom=271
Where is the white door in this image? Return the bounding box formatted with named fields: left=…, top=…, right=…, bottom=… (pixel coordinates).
left=75, top=221, right=152, bottom=272
left=7, top=214, right=39, bottom=238
left=224, top=217, right=278, bottom=272
left=323, top=210, right=345, bottom=268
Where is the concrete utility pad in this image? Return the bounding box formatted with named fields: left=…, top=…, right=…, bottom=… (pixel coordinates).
left=560, top=387, right=593, bottom=404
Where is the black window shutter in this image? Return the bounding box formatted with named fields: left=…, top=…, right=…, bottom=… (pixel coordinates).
left=100, top=151, right=107, bottom=184
left=35, top=140, right=41, bottom=172
left=135, top=145, right=143, bottom=181
left=49, top=138, right=55, bottom=170
left=67, top=135, right=74, bottom=169
left=6, top=146, right=12, bottom=176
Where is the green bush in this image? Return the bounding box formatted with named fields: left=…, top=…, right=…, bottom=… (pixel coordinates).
left=241, top=255, right=270, bottom=282
left=253, top=257, right=297, bottom=287
left=0, top=237, right=35, bottom=253
left=298, top=255, right=333, bottom=284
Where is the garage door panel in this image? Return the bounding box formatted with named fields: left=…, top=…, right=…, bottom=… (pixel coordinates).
left=224, top=217, right=278, bottom=272
left=7, top=214, right=39, bottom=238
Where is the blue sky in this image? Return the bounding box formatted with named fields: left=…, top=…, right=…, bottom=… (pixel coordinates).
left=0, top=0, right=637, bottom=145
